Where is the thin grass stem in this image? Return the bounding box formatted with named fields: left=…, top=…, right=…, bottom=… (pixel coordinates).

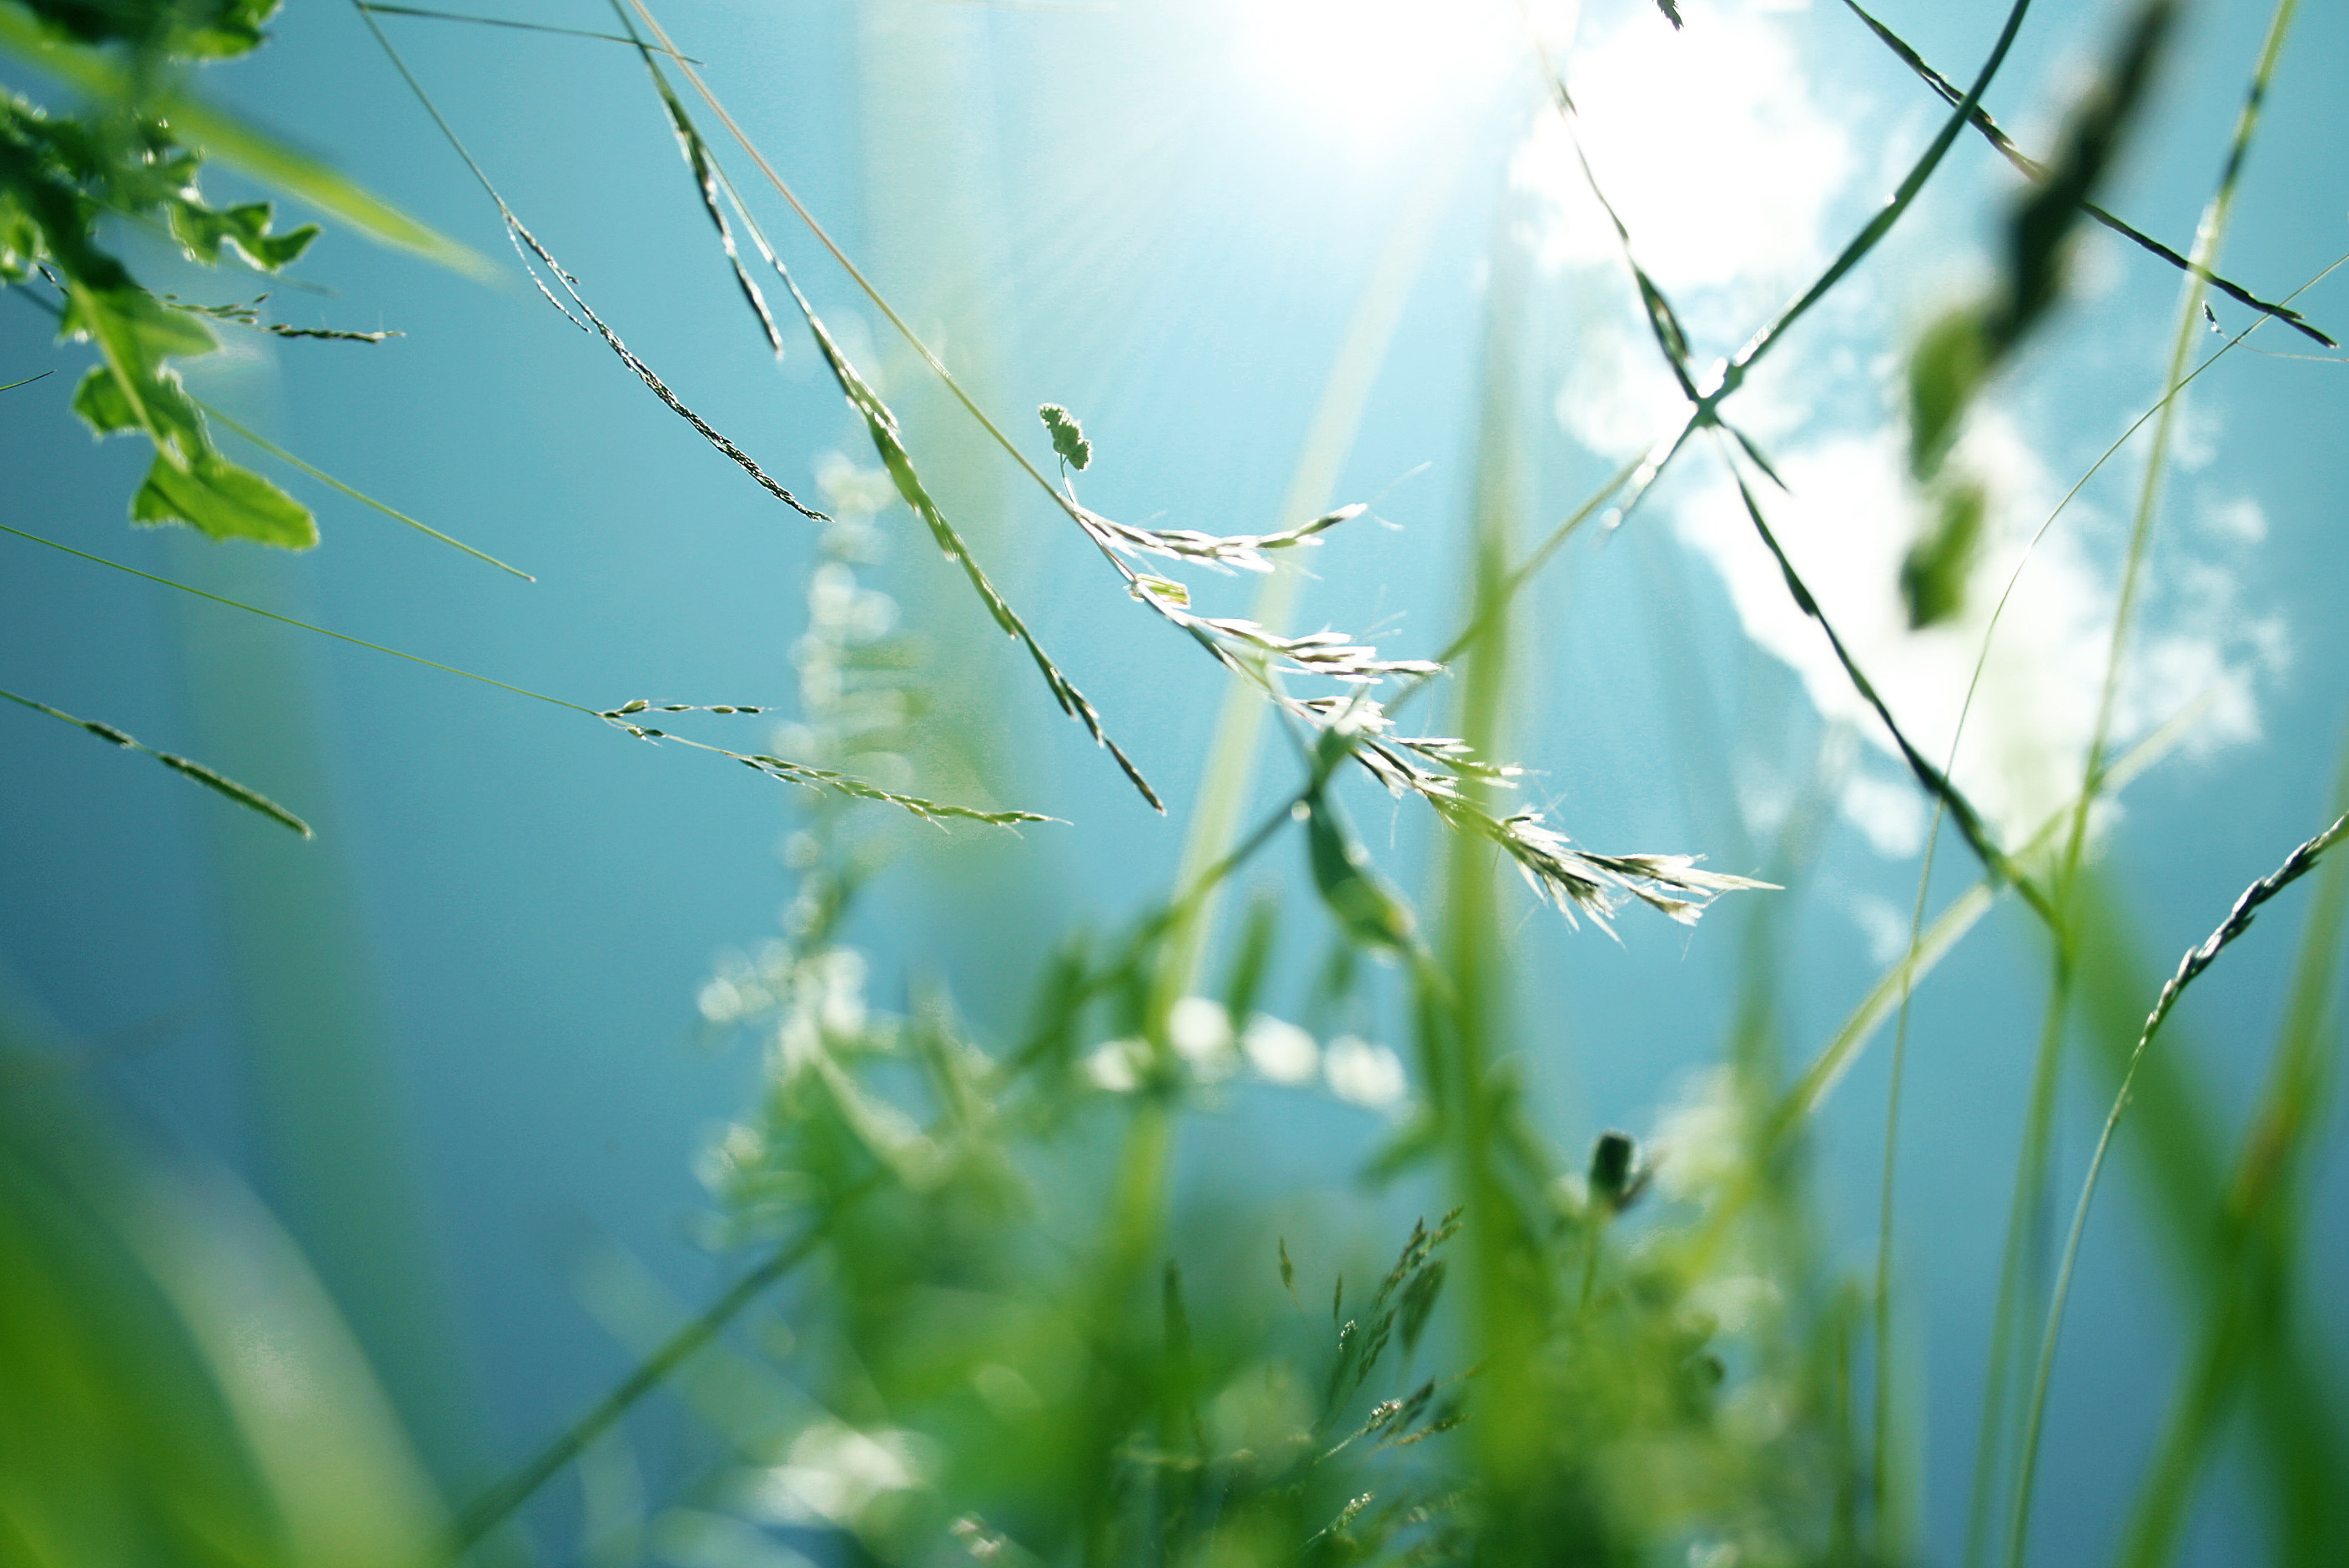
left=2011, top=811, right=2346, bottom=1568
left=449, top=1208, right=856, bottom=1554
left=199, top=400, right=536, bottom=580
left=357, top=3, right=705, bottom=62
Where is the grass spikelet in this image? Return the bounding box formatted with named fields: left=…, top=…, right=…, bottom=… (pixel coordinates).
left=353, top=3, right=825, bottom=520
left=1, top=686, right=312, bottom=837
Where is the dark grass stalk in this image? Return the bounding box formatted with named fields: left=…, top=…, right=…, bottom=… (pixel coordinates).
left=611, top=19, right=1173, bottom=810
left=1711, top=432, right=2051, bottom=922
left=1833, top=0, right=2332, bottom=349
left=621, top=0, right=1069, bottom=511
left=350, top=0, right=827, bottom=523
left=2007, top=808, right=2349, bottom=1566
left=1531, top=1, right=2062, bottom=937
left=1703, top=0, right=2036, bottom=409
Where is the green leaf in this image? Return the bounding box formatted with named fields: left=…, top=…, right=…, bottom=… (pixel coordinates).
left=132, top=452, right=317, bottom=547
left=1906, top=306, right=1989, bottom=479
left=18, top=0, right=279, bottom=57
left=1900, top=478, right=1985, bottom=629
left=1304, top=792, right=1414, bottom=954
left=168, top=198, right=319, bottom=270
left=1039, top=402, right=1092, bottom=471
left=68, top=364, right=138, bottom=434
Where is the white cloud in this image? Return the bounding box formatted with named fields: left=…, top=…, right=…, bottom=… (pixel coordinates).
left=1511, top=0, right=2285, bottom=849
left=1841, top=770, right=1929, bottom=859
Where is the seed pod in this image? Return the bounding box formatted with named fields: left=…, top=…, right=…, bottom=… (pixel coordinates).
left=1589, top=1129, right=1639, bottom=1211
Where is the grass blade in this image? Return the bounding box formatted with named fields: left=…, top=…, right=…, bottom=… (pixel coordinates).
left=1, top=685, right=312, bottom=837
left=199, top=401, right=536, bottom=580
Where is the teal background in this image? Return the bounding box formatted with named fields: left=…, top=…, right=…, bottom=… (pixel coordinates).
left=5, top=0, right=2347, bottom=1560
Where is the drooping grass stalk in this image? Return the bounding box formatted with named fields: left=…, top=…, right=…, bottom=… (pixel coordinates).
left=2113, top=738, right=2349, bottom=1568
left=1148, top=158, right=1456, bottom=1024
left=351, top=0, right=828, bottom=523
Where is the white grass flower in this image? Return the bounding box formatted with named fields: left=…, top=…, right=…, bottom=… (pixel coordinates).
left=1240, top=1015, right=1318, bottom=1084
left=1084, top=1039, right=1148, bottom=1093
left=1323, top=1035, right=1407, bottom=1108
left=1169, top=997, right=1237, bottom=1081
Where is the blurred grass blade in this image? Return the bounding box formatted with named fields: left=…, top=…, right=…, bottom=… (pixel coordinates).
left=0, top=1039, right=442, bottom=1567
left=0, top=0, right=484, bottom=274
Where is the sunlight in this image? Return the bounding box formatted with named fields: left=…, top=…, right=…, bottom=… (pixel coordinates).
left=1230, top=0, right=1530, bottom=149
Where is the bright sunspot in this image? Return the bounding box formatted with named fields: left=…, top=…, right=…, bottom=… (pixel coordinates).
left=1230, top=0, right=1530, bottom=148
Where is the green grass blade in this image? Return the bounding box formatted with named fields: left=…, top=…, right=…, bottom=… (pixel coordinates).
left=199, top=401, right=536, bottom=580
left=360, top=3, right=704, bottom=62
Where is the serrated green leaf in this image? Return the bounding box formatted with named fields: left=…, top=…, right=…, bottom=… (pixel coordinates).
left=168, top=198, right=319, bottom=271
left=132, top=452, right=316, bottom=547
